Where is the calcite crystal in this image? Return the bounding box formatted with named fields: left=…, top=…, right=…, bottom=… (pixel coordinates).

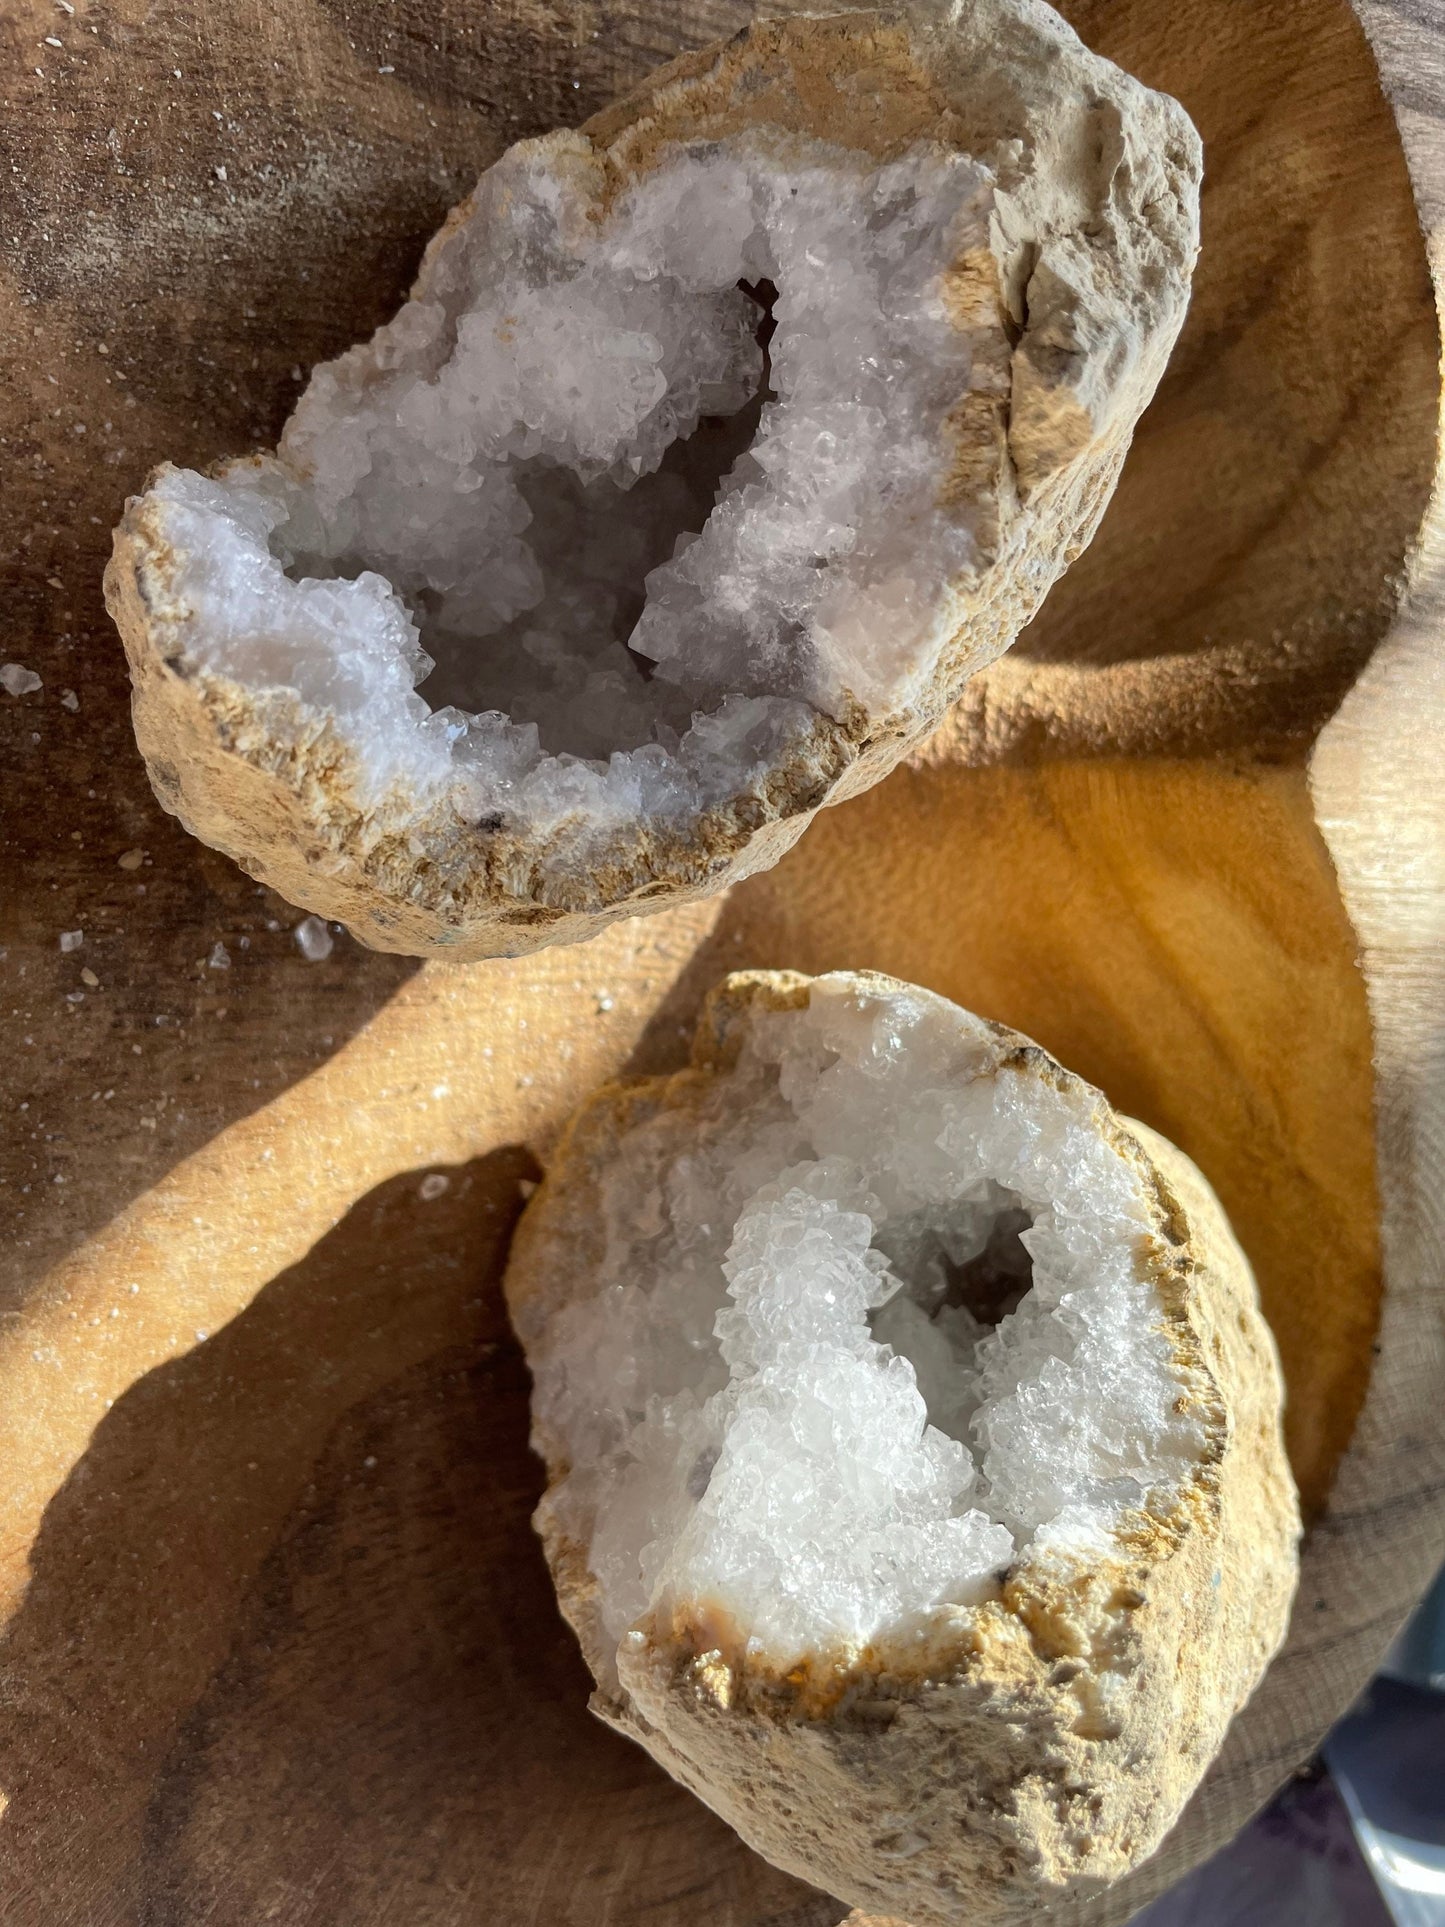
left=106, top=2, right=1201, bottom=959
left=505, top=971, right=1300, bottom=1924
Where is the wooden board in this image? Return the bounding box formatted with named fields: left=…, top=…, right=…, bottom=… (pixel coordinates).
left=1, top=1, right=1443, bottom=1922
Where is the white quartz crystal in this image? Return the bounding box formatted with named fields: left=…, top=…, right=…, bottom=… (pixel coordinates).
left=530, top=976, right=1205, bottom=1674
left=293, top=915, right=334, bottom=962
left=139, top=133, right=992, bottom=841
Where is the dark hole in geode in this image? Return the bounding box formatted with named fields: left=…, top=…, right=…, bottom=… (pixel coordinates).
left=862, top=1198, right=1036, bottom=1449
left=937, top=1205, right=1035, bottom=1328
left=875, top=1198, right=1037, bottom=1340
left=412, top=278, right=779, bottom=741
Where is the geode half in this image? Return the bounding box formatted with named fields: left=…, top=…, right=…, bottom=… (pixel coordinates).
left=106, top=1, right=1201, bottom=957
left=505, top=969, right=1300, bottom=1923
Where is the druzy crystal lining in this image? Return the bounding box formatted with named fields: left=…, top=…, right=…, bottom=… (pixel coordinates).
left=141, top=132, right=993, bottom=841
left=529, top=979, right=1207, bottom=1674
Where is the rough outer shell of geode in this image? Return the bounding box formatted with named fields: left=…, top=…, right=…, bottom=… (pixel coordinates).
left=504, top=970, right=1300, bottom=1925
left=105, top=2, right=1202, bottom=961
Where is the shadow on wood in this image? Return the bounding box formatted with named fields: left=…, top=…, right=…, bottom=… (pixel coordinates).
left=140, top=1341, right=836, bottom=1927
left=0, top=1140, right=833, bottom=1927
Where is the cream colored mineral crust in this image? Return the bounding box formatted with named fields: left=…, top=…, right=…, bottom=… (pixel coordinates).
left=106, top=2, right=1201, bottom=959
left=505, top=970, right=1300, bottom=1924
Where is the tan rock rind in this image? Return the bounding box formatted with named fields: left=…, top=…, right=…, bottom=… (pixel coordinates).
left=106, top=1, right=1201, bottom=960
left=504, top=969, right=1300, bottom=1925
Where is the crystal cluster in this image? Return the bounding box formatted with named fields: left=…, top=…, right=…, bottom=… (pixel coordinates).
left=146, top=134, right=991, bottom=844
left=530, top=977, right=1205, bottom=1672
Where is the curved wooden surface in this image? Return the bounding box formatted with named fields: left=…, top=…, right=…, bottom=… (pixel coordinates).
left=0, top=1, right=1442, bottom=1923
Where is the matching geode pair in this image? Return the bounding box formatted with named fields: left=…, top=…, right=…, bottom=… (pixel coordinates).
left=103, top=4, right=1302, bottom=1924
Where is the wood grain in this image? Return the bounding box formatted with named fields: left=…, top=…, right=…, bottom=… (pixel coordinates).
left=0, top=0, right=1442, bottom=1923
